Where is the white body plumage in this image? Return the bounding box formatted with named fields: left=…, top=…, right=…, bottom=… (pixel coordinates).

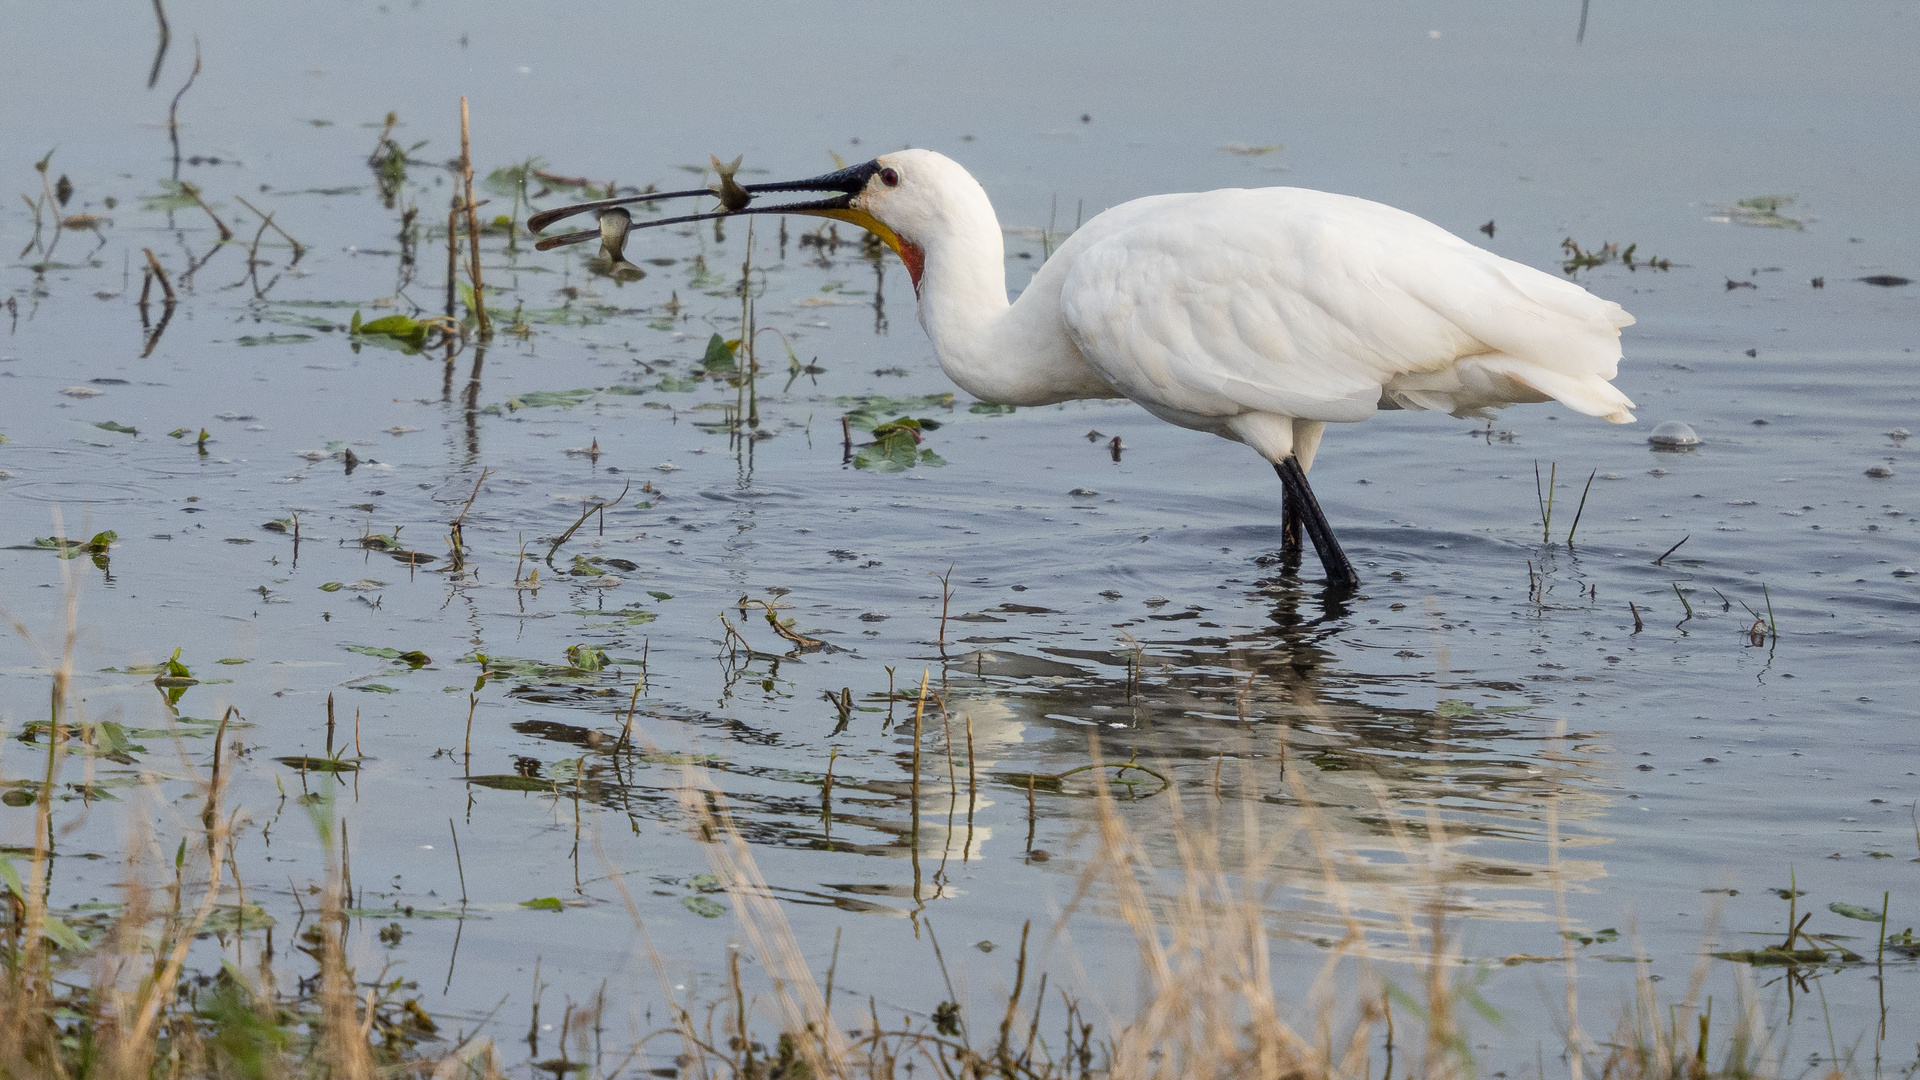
left=857, top=149, right=1635, bottom=472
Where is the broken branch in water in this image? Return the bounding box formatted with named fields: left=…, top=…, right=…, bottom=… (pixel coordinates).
left=740, top=599, right=824, bottom=651
left=1653, top=534, right=1690, bottom=566
left=544, top=480, right=630, bottom=564
left=177, top=181, right=231, bottom=241
left=167, top=38, right=201, bottom=181
left=140, top=248, right=177, bottom=305
left=233, top=194, right=305, bottom=260
left=146, top=0, right=171, bottom=90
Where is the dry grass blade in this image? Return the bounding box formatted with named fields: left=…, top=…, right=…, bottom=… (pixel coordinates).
left=677, top=766, right=851, bottom=1076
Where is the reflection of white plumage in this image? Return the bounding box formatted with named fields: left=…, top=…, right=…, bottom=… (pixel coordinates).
left=547, top=148, right=1638, bottom=586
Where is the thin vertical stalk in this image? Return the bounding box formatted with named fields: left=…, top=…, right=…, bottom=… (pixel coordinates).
left=459, top=97, right=492, bottom=340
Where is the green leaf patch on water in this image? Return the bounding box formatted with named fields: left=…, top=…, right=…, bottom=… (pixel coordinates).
left=507, top=388, right=596, bottom=410
left=467, top=774, right=560, bottom=793
left=345, top=905, right=484, bottom=920
left=681, top=895, right=727, bottom=919
left=345, top=645, right=431, bottom=667
left=273, top=756, right=359, bottom=773
left=350, top=311, right=431, bottom=352
left=854, top=419, right=948, bottom=474
left=1720, top=195, right=1805, bottom=230
left=702, top=333, right=738, bottom=373
left=519, top=896, right=564, bottom=911
left=1713, top=947, right=1846, bottom=966
left=236, top=333, right=315, bottom=347
left=32, top=531, right=117, bottom=560
left=203, top=903, right=275, bottom=932
left=140, top=180, right=199, bottom=213
left=565, top=644, right=611, bottom=671
left=838, top=393, right=956, bottom=431
left=576, top=605, right=658, bottom=628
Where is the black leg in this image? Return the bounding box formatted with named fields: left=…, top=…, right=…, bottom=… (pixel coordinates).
left=1281, top=490, right=1303, bottom=555
left=1273, top=457, right=1358, bottom=587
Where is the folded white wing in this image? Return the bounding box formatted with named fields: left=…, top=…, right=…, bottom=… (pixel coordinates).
left=1054, top=188, right=1635, bottom=424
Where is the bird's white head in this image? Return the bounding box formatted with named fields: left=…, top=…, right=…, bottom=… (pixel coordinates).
left=835, top=150, right=996, bottom=292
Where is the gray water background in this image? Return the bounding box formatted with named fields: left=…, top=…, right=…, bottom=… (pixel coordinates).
left=4, top=0, right=1919, bottom=1070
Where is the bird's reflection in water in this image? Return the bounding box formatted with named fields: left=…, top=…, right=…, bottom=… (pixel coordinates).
left=486, top=580, right=1609, bottom=932
left=934, top=576, right=1609, bottom=941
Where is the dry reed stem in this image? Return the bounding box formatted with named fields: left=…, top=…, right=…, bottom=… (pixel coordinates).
left=677, top=766, right=851, bottom=1076
left=459, top=97, right=492, bottom=341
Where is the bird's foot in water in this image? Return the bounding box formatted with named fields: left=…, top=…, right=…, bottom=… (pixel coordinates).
left=1273, top=457, right=1360, bottom=588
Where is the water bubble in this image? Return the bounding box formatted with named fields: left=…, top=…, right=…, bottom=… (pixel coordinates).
left=1866, top=465, right=1894, bottom=478
left=1648, top=420, right=1700, bottom=448
left=1891, top=567, right=1916, bottom=578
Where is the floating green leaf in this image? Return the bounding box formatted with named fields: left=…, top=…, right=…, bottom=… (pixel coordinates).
left=140, top=179, right=199, bottom=213
left=344, top=906, right=484, bottom=920
left=345, top=645, right=402, bottom=659
left=839, top=393, right=956, bottom=431
left=153, top=647, right=196, bottom=687
left=92, top=421, right=138, bottom=435
left=854, top=419, right=948, bottom=474
left=203, top=903, right=276, bottom=932
left=467, top=774, right=560, bottom=793
left=566, top=644, right=610, bottom=671
left=1725, top=195, right=1804, bottom=230
left=345, top=645, right=432, bottom=666
left=1829, top=902, right=1884, bottom=922
left=681, top=895, right=727, bottom=919
left=484, top=158, right=547, bottom=197
left=273, top=756, right=359, bottom=773
left=506, top=388, right=595, bottom=410
left=34, top=531, right=118, bottom=560
left=577, top=605, right=657, bottom=628
left=702, top=333, right=738, bottom=373
left=1713, top=947, right=1839, bottom=966
left=520, top=896, right=564, bottom=911
left=353, top=313, right=430, bottom=352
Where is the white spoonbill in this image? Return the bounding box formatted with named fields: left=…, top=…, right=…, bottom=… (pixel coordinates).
left=529, top=150, right=1636, bottom=586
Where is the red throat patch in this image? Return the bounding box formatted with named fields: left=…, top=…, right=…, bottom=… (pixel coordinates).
left=898, top=239, right=926, bottom=295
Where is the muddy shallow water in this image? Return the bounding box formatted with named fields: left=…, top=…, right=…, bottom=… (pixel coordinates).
left=4, top=0, right=1919, bottom=1071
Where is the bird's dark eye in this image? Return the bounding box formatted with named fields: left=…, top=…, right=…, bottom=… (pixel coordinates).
left=879, top=167, right=900, bottom=188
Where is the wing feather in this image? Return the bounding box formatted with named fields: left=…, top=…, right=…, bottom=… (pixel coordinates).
left=1056, top=188, right=1634, bottom=424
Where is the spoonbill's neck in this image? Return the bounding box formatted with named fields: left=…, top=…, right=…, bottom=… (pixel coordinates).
left=908, top=197, right=1114, bottom=407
